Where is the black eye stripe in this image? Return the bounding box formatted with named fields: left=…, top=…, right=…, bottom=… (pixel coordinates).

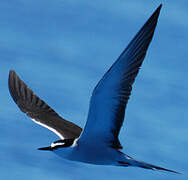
left=54, top=140, right=64, bottom=143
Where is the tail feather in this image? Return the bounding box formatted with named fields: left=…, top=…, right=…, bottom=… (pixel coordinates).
left=118, top=160, right=180, bottom=174
left=134, top=160, right=181, bottom=174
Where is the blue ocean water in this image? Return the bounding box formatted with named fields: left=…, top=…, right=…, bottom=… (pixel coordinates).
left=0, top=0, right=187, bottom=179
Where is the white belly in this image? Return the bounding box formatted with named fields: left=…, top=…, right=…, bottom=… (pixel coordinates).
left=53, top=144, right=121, bottom=165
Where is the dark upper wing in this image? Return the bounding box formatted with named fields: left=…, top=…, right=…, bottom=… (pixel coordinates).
left=78, top=5, right=162, bottom=149
left=8, top=70, right=82, bottom=139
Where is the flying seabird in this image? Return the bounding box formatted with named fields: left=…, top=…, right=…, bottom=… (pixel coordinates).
left=8, top=4, right=180, bottom=174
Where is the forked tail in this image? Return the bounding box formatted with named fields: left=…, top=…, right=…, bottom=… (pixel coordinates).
left=118, top=160, right=180, bottom=174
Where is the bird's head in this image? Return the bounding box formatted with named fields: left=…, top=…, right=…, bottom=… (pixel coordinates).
left=38, top=139, right=75, bottom=151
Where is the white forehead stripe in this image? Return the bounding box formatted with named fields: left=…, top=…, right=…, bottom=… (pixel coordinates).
left=51, top=142, right=65, bottom=148
left=30, top=118, right=65, bottom=140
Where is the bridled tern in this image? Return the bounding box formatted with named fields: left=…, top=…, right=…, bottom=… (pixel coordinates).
left=8, top=4, right=180, bottom=174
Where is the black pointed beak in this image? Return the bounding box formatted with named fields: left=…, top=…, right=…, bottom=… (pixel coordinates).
left=38, top=146, right=53, bottom=151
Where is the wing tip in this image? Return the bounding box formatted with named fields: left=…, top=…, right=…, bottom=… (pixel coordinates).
left=9, top=70, right=17, bottom=79
left=146, top=4, right=162, bottom=26
left=8, top=69, right=19, bottom=102
left=9, top=69, right=15, bottom=73
left=154, top=3, right=162, bottom=18
left=8, top=69, right=17, bottom=87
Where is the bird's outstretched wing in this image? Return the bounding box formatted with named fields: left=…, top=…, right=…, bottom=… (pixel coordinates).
left=78, top=5, right=162, bottom=149
left=8, top=70, right=82, bottom=139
